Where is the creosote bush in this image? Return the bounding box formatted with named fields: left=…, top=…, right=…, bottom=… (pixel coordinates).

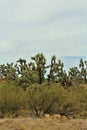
left=0, top=82, right=27, bottom=118
left=0, top=81, right=87, bottom=118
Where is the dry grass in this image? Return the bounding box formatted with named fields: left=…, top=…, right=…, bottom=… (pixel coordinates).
left=0, top=117, right=87, bottom=130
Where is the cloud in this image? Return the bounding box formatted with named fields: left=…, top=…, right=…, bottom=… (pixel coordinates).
left=0, top=0, right=87, bottom=65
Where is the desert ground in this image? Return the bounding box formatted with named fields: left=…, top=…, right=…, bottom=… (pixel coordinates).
left=0, top=117, right=87, bottom=130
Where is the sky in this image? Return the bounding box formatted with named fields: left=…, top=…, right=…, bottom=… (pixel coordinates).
left=0, top=0, right=87, bottom=70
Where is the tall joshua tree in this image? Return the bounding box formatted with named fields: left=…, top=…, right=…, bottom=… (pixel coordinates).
left=16, top=58, right=31, bottom=90
left=31, top=53, right=46, bottom=84
left=48, top=55, right=58, bottom=83
left=48, top=55, right=67, bottom=85
left=79, top=58, right=87, bottom=83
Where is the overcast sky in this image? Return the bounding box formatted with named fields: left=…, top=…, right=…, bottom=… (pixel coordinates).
left=0, top=0, right=87, bottom=69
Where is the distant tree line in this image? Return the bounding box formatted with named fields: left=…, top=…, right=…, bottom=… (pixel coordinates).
left=0, top=53, right=87, bottom=90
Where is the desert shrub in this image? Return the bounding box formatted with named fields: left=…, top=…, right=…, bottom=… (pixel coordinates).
left=0, top=81, right=87, bottom=118
left=26, top=83, right=67, bottom=117
left=26, top=83, right=87, bottom=118
left=58, top=86, right=87, bottom=118
left=0, top=83, right=27, bottom=117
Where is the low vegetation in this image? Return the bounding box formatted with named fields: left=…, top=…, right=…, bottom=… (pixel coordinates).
left=0, top=53, right=87, bottom=119
left=0, top=81, right=87, bottom=118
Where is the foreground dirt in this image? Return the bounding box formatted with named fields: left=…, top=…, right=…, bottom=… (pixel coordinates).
left=0, top=117, right=87, bottom=130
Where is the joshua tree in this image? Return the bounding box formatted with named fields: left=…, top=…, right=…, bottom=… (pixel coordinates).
left=31, top=53, right=46, bottom=84
left=48, top=55, right=67, bottom=85
left=48, top=55, right=58, bottom=83
left=68, top=67, right=82, bottom=87
left=0, top=64, right=7, bottom=79
left=79, top=59, right=87, bottom=83
left=16, top=58, right=31, bottom=90
left=0, top=63, right=17, bottom=81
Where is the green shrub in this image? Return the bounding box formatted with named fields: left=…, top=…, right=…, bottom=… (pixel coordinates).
left=0, top=83, right=27, bottom=117
left=0, top=81, right=87, bottom=118
left=26, top=83, right=65, bottom=117
left=26, top=83, right=87, bottom=118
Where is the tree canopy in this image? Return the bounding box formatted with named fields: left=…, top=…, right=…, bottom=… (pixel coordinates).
left=0, top=53, right=87, bottom=89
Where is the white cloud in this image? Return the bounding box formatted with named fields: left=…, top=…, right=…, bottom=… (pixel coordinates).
left=0, top=0, right=87, bottom=64
left=0, top=41, right=15, bottom=51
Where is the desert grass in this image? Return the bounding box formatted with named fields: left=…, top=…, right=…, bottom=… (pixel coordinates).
left=0, top=117, right=87, bottom=130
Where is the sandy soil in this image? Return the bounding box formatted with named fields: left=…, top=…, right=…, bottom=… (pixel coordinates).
left=0, top=117, right=87, bottom=130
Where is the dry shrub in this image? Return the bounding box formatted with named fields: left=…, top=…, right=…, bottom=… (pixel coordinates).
left=53, top=114, right=61, bottom=119
left=44, top=114, right=51, bottom=119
